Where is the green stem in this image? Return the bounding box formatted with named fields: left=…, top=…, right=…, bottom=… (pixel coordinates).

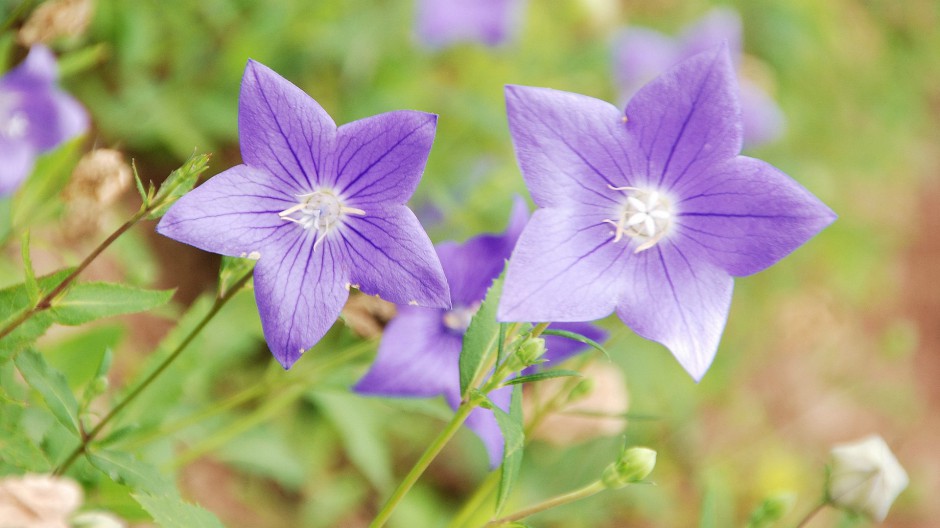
left=370, top=400, right=478, bottom=528
left=794, top=500, right=829, bottom=528
left=0, top=207, right=149, bottom=343
left=53, top=270, right=252, bottom=475
left=485, top=480, right=606, bottom=527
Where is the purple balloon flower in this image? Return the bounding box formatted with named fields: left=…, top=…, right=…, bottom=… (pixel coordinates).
left=157, top=60, right=450, bottom=368
left=415, top=0, right=525, bottom=48
left=498, top=46, right=836, bottom=381
left=0, top=45, right=88, bottom=195
left=613, top=8, right=784, bottom=148
left=355, top=198, right=607, bottom=466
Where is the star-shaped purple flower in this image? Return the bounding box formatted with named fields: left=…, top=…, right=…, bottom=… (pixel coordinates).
left=614, top=8, right=784, bottom=148
left=415, top=0, right=525, bottom=48
left=355, top=198, right=607, bottom=466
left=498, top=46, right=836, bottom=381
left=0, top=45, right=88, bottom=195
left=157, top=60, right=450, bottom=368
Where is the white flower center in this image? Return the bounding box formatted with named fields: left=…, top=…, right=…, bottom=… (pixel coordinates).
left=0, top=94, right=28, bottom=140
left=603, top=185, right=674, bottom=253
left=442, top=303, right=480, bottom=333
left=278, top=189, right=364, bottom=249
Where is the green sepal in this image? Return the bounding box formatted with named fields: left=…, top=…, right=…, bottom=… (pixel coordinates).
left=147, top=152, right=212, bottom=219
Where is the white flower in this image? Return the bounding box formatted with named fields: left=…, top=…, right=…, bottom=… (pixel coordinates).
left=828, top=435, right=909, bottom=522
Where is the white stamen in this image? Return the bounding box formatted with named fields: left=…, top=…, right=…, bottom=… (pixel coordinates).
left=278, top=189, right=364, bottom=250
left=603, top=186, right=674, bottom=253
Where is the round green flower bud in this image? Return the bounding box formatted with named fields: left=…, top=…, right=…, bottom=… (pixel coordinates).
left=602, top=446, right=656, bottom=489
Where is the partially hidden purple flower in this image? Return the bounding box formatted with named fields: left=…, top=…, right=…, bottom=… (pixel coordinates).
left=355, top=198, right=607, bottom=466
left=415, top=0, right=525, bottom=48
left=613, top=8, right=784, bottom=148
left=0, top=45, right=88, bottom=195
left=157, top=60, right=450, bottom=368
left=498, top=46, right=836, bottom=381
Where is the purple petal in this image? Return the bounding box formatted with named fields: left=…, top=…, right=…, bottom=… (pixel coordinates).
left=416, top=0, right=523, bottom=47
left=239, top=60, right=336, bottom=194
left=625, top=46, right=742, bottom=194
left=445, top=385, right=511, bottom=468
left=616, top=244, right=733, bottom=381
left=341, top=205, right=450, bottom=308
left=156, top=164, right=296, bottom=258
left=498, top=208, right=625, bottom=323
left=254, top=235, right=350, bottom=369
left=505, top=85, right=643, bottom=209
left=679, top=8, right=742, bottom=59
left=437, top=196, right=528, bottom=306
left=612, top=28, right=679, bottom=100
left=333, top=111, right=437, bottom=206
left=676, top=156, right=836, bottom=277
left=0, top=140, right=35, bottom=195
left=2, top=46, right=58, bottom=86
left=354, top=306, right=459, bottom=397
left=739, top=80, right=786, bottom=148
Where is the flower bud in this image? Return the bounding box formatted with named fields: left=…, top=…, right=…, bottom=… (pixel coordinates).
left=503, top=336, right=546, bottom=373
left=601, top=446, right=656, bottom=489
left=827, top=435, right=908, bottom=522
left=18, top=0, right=94, bottom=46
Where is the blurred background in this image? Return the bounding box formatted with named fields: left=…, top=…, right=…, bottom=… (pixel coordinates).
left=1, top=0, right=938, bottom=526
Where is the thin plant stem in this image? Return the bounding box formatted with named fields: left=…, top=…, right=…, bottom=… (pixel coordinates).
left=53, top=270, right=253, bottom=475
left=0, top=207, right=149, bottom=343
left=369, top=401, right=478, bottom=528
left=484, top=480, right=607, bottom=527
left=794, top=500, right=829, bottom=528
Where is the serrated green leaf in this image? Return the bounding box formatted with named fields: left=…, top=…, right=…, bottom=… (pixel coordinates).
left=539, top=328, right=610, bottom=360
left=133, top=493, right=225, bottom=528
left=503, top=369, right=583, bottom=387
left=13, top=350, right=81, bottom=435
left=87, top=449, right=176, bottom=496
left=0, top=269, right=73, bottom=354
left=148, top=152, right=212, bottom=219
left=50, top=282, right=174, bottom=326
left=20, top=231, right=38, bottom=304
left=492, top=385, right=525, bottom=515
left=459, top=273, right=504, bottom=396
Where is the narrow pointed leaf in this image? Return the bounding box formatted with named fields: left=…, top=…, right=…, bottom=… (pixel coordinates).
left=13, top=349, right=80, bottom=435
left=459, top=274, right=504, bottom=396
left=87, top=449, right=176, bottom=495
left=0, top=270, right=72, bottom=356
left=132, top=160, right=149, bottom=204
left=503, top=369, right=583, bottom=386
left=20, top=231, right=39, bottom=304
left=492, top=384, right=525, bottom=515
left=50, top=282, right=174, bottom=326
left=540, top=328, right=611, bottom=360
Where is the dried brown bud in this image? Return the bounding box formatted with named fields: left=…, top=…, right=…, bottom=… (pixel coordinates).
left=341, top=292, right=396, bottom=339
left=18, top=0, right=95, bottom=46
left=63, top=148, right=132, bottom=239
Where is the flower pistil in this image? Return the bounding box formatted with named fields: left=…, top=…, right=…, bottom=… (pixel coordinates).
left=278, top=189, right=365, bottom=249
left=603, top=185, right=674, bottom=253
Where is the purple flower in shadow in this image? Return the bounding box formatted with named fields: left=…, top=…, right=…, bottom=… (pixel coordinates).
left=498, top=46, right=836, bottom=381
left=355, top=198, right=607, bottom=466
left=0, top=45, right=88, bottom=195
left=614, top=8, right=784, bottom=148
left=416, top=0, right=525, bottom=48
left=157, top=60, right=450, bottom=368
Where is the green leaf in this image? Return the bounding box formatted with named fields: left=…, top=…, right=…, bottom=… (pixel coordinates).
left=50, top=282, right=174, bottom=326
left=0, top=269, right=72, bottom=354
left=218, top=256, right=255, bottom=297
left=539, top=328, right=610, bottom=360
left=459, top=273, right=504, bottom=397
left=133, top=493, right=225, bottom=528
left=13, top=350, right=81, bottom=435
left=11, top=138, right=83, bottom=228
left=148, top=152, right=212, bottom=219
left=87, top=449, right=176, bottom=496
left=20, top=231, right=38, bottom=305
left=503, top=369, right=583, bottom=386
left=492, top=384, right=525, bottom=515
